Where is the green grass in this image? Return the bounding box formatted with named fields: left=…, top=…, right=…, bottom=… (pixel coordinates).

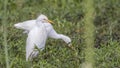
left=2, top=0, right=9, bottom=68
left=82, top=0, right=95, bottom=67
left=0, top=0, right=120, bottom=68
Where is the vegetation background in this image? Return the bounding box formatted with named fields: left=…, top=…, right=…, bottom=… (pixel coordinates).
left=0, top=0, right=120, bottom=68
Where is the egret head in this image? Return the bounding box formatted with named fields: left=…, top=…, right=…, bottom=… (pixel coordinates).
left=36, top=14, right=53, bottom=24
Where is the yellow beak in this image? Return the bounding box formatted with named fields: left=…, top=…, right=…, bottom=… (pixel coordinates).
left=46, top=20, right=54, bottom=24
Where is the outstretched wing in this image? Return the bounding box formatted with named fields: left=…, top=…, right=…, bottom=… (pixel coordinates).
left=14, top=20, right=36, bottom=31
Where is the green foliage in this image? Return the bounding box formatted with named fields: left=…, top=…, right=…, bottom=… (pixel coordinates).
left=0, top=0, right=120, bottom=68
left=95, top=41, right=120, bottom=68
left=82, top=0, right=95, bottom=67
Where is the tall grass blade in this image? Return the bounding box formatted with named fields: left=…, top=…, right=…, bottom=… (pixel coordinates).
left=82, top=0, right=95, bottom=68
left=2, top=0, right=9, bottom=68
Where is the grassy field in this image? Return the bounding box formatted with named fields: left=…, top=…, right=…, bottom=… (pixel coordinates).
left=0, top=0, right=120, bottom=68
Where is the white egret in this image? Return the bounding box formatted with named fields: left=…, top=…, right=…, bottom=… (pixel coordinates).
left=26, top=15, right=49, bottom=61
left=14, top=17, right=71, bottom=44
left=14, top=14, right=72, bottom=61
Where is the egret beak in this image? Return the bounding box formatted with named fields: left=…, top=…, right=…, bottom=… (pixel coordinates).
left=46, top=20, right=54, bottom=24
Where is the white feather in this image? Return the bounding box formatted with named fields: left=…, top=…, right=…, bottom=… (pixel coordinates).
left=26, top=22, right=47, bottom=61
left=14, top=20, right=71, bottom=44
left=14, top=14, right=71, bottom=61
